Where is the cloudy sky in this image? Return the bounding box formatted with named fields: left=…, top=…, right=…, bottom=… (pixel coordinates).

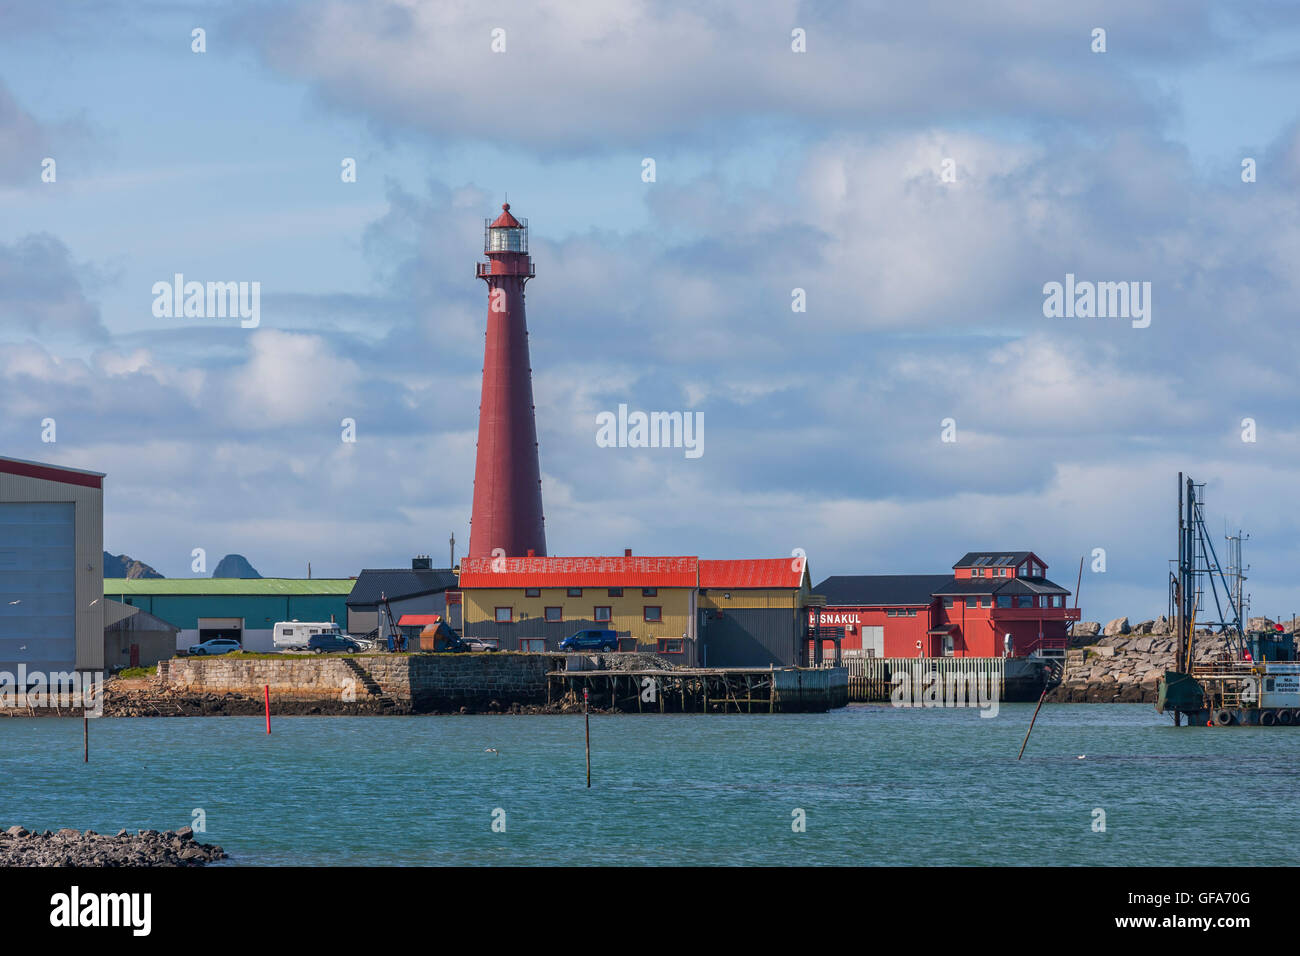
left=3, top=0, right=1300, bottom=623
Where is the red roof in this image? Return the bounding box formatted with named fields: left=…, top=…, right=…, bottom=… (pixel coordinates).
left=699, top=559, right=806, bottom=590
left=458, top=555, right=808, bottom=590
left=397, top=614, right=442, bottom=627
left=0, top=456, right=103, bottom=490
left=459, top=555, right=698, bottom=589
left=490, top=202, right=521, bottom=228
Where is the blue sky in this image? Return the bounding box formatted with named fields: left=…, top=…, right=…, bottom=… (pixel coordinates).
left=4, top=0, right=1300, bottom=624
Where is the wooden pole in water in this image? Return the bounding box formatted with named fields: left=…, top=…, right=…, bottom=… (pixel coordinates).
left=1017, top=682, right=1050, bottom=760
left=264, top=684, right=271, bottom=734
left=83, top=675, right=92, bottom=762
left=584, top=687, right=591, bottom=788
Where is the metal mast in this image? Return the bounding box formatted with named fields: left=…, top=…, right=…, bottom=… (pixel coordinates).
left=1172, top=474, right=1246, bottom=666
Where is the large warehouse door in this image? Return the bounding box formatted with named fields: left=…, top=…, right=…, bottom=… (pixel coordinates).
left=0, top=502, right=76, bottom=675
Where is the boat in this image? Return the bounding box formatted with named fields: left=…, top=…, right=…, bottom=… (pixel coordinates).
left=1155, top=474, right=1299, bottom=726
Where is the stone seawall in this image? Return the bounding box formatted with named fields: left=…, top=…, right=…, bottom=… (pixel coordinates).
left=365, top=654, right=552, bottom=710
left=160, top=657, right=358, bottom=700
left=1049, top=615, right=1272, bottom=704
left=157, top=653, right=554, bottom=713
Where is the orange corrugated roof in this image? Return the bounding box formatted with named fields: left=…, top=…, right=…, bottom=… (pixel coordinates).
left=459, top=555, right=698, bottom=589
left=699, top=559, right=806, bottom=590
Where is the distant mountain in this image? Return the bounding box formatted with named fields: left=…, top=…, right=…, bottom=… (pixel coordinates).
left=213, top=554, right=262, bottom=579
left=103, top=552, right=164, bottom=579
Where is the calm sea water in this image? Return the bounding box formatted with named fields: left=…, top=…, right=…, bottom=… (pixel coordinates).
left=1, top=704, right=1297, bottom=866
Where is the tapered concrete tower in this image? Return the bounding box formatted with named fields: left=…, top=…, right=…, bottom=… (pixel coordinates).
left=469, top=203, right=547, bottom=558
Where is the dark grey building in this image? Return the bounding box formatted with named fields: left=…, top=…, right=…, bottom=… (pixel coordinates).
left=345, top=562, right=459, bottom=637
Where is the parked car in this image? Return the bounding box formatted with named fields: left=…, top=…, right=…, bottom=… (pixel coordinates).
left=559, top=629, right=619, bottom=652
left=188, top=638, right=241, bottom=656
left=307, top=634, right=362, bottom=654
left=460, top=637, right=499, bottom=653
left=274, top=621, right=345, bottom=651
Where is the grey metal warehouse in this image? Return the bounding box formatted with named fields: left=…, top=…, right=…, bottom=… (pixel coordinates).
left=0, top=456, right=105, bottom=676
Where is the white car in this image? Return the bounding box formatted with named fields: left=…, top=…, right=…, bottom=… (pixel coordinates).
left=188, top=638, right=241, bottom=656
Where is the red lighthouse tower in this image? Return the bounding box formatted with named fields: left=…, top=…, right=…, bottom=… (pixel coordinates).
left=469, top=203, right=547, bottom=558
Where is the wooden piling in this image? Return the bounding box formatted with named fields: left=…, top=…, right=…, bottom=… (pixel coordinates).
left=1017, top=682, right=1050, bottom=760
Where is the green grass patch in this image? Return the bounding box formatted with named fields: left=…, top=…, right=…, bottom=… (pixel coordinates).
left=115, top=665, right=158, bottom=678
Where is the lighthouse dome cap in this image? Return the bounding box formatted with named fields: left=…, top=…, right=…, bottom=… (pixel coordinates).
left=490, top=202, right=523, bottom=228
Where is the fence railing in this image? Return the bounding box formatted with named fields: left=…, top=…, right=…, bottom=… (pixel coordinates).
left=822, top=656, right=1007, bottom=702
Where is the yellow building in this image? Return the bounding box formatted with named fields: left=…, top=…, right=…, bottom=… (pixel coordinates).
left=458, top=554, right=811, bottom=666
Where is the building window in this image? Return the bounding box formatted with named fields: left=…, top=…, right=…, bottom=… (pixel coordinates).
left=943, top=597, right=954, bottom=609
left=1051, top=595, right=1064, bottom=608
left=657, top=638, right=684, bottom=654
left=907, top=608, right=917, bottom=617
left=520, top=638, right=546, bottom=653
left=567, top=587, right=582, bottom=597
left=494, top=607, right=512, bottom=623
left=544, top=606, right=563, bottom=622
left=972, top=568, right=982, bottom=577
left=608, top=587, right=623, bottom=597
left=642, top=587, right=658, bottom=597
left=525, top=588, right=541, bottom=598
left=594, top=606, right=611, bottom=622
left=644, top=606, right=662, bottom=622
left=1017, top=595, right=1034, bottom=609
left=965, top=597, right=977, bottom=609
left=997, top=595, right=1013, bottom=609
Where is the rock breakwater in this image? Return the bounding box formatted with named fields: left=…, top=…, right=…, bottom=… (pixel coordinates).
left=0, top=826, right=226, bottom=866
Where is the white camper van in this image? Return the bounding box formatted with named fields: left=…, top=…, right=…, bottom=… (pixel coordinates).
left=273, top=621, right=344, bottom=651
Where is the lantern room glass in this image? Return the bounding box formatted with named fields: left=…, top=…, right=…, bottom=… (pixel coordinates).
left=487, top=224, right=527, bottom=253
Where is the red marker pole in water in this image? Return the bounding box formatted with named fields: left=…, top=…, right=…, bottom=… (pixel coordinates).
left=264, top=684, right=271, bottom=734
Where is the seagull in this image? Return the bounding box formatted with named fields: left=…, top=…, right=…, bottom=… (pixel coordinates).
left=484, top=748, right=499, bottom=756
left=1076, top=755, right=1087, bottom=760
left=7, top=600, right=19, bottom=605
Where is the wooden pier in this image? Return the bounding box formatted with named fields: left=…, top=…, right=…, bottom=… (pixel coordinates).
left=547, top=664, right=848, bottom=714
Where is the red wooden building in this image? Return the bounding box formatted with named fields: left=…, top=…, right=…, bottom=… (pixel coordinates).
left=811, top=551, right=1080, bottom=659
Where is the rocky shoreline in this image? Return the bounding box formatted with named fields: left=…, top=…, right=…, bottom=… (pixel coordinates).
left=0, top=825, right=226, bottom=866
left=1048, top=615, right=1295, bottom=704
left=0, top=676, right=605, bottom=718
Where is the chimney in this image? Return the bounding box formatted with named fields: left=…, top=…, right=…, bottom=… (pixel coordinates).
left=624, top=548, right=632, bottom=557
left=412, top=555, right=432, bottom=570
left=526, top=549, right=535, bottom=557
